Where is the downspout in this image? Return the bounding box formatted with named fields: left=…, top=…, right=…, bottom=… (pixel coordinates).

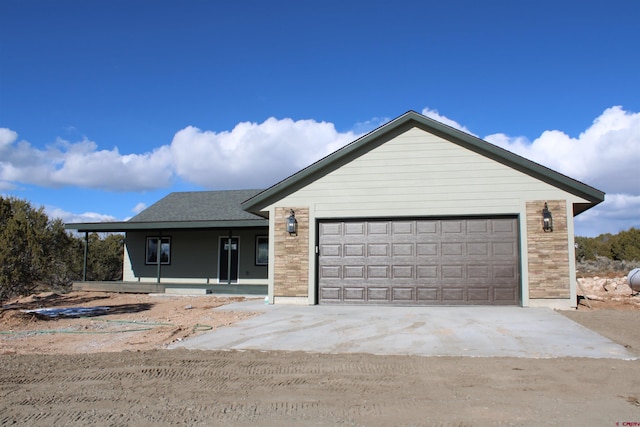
left=83, top=231, right=88, bottom=281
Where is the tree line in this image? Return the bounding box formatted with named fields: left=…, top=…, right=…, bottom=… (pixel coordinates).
left=574, top=228, right=640, bottom=262
left=0, top=196, right=123, bottom=302
left=1, top=196, right=638, bottom=302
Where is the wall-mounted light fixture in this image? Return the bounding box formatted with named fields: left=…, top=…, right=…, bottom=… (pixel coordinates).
left=286, top=209, right=298, bottom=235
left=542, top=202, right=553, bottom=232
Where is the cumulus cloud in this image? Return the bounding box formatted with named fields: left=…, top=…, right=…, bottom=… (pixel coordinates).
left=484, top=106, right=640, bottom=236
left=3, top=107, right=639, bottom=236
left=573, top=194, right=640, bottom=237
left=46, top=207, right=118, bottom=224
left=168, top=117, right=360, bottom=188
left=0, top=117, right=359, bottom=192
left=485, top=106, right=640, bottom=196
left=421, top=107, right=477, bottom=136
left=0, top=134, right=174, bottom=191
left=132, top=202, right=147, bottom=214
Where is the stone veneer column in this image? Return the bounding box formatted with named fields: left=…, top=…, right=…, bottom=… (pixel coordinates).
left=273, top=207, right=309, bottom=297
left=526, top=200, right=570, bottom=299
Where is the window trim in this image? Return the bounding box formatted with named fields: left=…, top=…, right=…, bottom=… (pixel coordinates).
left=255, top=235, right=268, bottom=266
left=146, top=236, right=171, bottom=265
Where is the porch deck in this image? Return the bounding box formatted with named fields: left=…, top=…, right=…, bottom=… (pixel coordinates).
left=72, top=281, right=267, bottom=296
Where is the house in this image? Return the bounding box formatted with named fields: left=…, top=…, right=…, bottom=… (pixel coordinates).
left=67, top=111, right=604, bottom=309
left=67, top=189, right=270, bottom=295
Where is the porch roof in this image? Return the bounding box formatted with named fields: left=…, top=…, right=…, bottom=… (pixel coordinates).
left=66, top=189, right=268, bottom=232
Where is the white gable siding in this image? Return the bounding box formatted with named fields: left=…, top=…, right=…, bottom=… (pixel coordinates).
left=274, top=127, right=589, bottom=215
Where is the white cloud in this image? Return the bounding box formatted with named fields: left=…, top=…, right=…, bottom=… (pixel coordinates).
left=485, top=106, right=640, bottom=195
left=574, top=194, right=640, bottom=237
left=484, top=106, right=640, bottom=237
left=421, top=107, right=477, bottom=136
left=46, top=206, right=117, bottom=224
left=0, top=117, right=360, bottom=192
left=132, top=202, right=147, bottom=214
left=169, top=117, right=360, bottom=189
left=0, top=128, right=18, bottom=148
left=0, top=134, right=174, bottom=191
left=3, top=107, right=639, bottom=237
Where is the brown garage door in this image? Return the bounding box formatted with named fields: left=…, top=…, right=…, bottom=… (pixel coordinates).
left=318, top=218, right=520, bottom=305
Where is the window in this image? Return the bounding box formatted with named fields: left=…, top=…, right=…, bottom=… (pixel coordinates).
left=255, top=236, right=268, bottom=265
left=146, top=237, right=171, bottom=265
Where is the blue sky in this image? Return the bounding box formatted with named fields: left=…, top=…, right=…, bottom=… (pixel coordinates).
left=1, top=0, right=638, bottom=237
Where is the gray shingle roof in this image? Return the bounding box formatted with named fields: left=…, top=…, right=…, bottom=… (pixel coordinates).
left=65, top=189, right=268, bottom=232
left=130, top=189, right=265, bottom=222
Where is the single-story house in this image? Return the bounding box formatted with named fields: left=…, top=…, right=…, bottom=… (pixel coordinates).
left=67, top=110, right=604, bottom=309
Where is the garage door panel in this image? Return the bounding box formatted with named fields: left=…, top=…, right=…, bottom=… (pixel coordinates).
left=345, top=222, right=366, bottom=235
left=442, top=221, right=464, bottom=234
left=417, top=221, right=438, bottom=234
left=320, top=265, right=341, bottom=279
left=494, top=264, right=517, bottom=279
left=467, top=242, right=489, bottom=256
left=417, top=287, right=439, bottom=301
left=417, top=265, right=438, bottom=279
left=492, top=219, right=516, bottom=234
left=442, top=242, right=464, bottom=256
left=467, top=220, right=489, bottom=233
left=392, top=287, right=414, bottom=301
left=319, top=222, right=342, bottom=236
left=367, top=265, right=390, bottom=279
left=368, top=244, right=389, bottom=256
left=392, top=243, right=414, bottom=256
left=344, top=244, right=365, bottom=257
left=320, top=244, right=342, bottom=257
left=344, top=265, right=365, bottom=279
left=318, top=218, right=519, bottom=305
left=368, top=287, right=390, bottom=300
left=468, top=265, right=490, bottom=279
left=468, top=287, right=490, bottom=302
left=417, top=243, right=438, bottom=256
left=442, top=287, right=465, bottom=301
left=494, top=287, right=518, bottom=302
left=392, top=221, right=414, bottom=234
left=442, top=265, right=464, bottom=279
left=368, top=222, right=390, bottom=235
left=392, top=265, right=414, bottom=279
left=320, top=287, right=341, bottom=300
left=344, top=287, right=365, bottom=300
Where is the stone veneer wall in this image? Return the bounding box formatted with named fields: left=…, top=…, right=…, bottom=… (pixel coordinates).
left=273, top=207, right=309, bottom=297
left=526, top=200, right=570, bottom=299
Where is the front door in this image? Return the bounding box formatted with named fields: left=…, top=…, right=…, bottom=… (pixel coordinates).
left=219, top=237, right=239, bottom=283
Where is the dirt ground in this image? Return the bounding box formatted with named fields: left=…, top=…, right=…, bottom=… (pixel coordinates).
left=0, top=291, right=259, bottom=355
left=2, top=286, right=640, bottom=426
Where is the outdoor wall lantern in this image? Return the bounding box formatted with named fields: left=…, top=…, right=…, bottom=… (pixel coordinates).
left=542, top=202, right=553, bottom=232
left=286, top=209, right=298, bottom=235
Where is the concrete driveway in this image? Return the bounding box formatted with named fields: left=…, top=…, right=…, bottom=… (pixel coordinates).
left=171, top=299, right=636, bottom=359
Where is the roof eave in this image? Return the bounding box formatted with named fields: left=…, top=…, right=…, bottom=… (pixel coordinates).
left=242, top=110, right=605, bottom=214
left=65, top=219, right=268, bottom=232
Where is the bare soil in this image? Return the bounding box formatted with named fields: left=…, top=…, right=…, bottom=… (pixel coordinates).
left=2, top=288, right=640, bottom=426
left=0, top=291, right=257, bottom=355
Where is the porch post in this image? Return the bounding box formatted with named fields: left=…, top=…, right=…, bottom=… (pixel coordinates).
left=82, top=231, right=88, bottom=281
left=156, top=231, right=162, bottom=284
left=227, top=230, right=232, bottom=285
